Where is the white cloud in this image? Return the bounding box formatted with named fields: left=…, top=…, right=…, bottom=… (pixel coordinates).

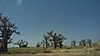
left=15, top=0, right=23, bottom=6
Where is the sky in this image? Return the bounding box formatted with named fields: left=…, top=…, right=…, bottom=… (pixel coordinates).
left=0, top=0, right=100, bottom=47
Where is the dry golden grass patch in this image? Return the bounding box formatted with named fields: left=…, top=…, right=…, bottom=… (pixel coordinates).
left=0, top=47, right=100, bottom=56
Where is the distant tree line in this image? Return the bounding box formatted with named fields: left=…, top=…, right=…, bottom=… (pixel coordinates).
left=36, top=30, right=96, bottom=49
left=70, top=39, right=94, bottom=47
left=79, top=39, right=93, bottom=47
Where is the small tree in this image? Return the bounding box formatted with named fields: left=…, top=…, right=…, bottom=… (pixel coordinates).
left=41, top=40, right=45, bottom=47
left=14, top=39, right=28, bottom=48
left=86, top=39, right=92, bottom=47
left=80, top=39, right=86, bottom=47
left=42, top=34, right=50, bottom=48
left=36, top=42, right=40, bottom=47
left=79, top=40, right=83, bottom=46
left=57, top=34, right=66, bottom=48
left=46, top=30, right=66, bottom=49
left=0, top=13, right=20, bottom=52
left=49, top=38, right=53, bottom=47
left=47, top=30, right=58, bottom=49
left=71, top=39, right=76, bottom=47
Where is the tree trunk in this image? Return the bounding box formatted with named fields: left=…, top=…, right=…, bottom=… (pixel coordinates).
left=89, top=43, right=91, bottom=47
left=83, top=43, right=86, bottom=47
left=53, top=37, right=57, bottom=49
left=74, top=43, right=76, bottom=47
left=46, top=43, right=48, bottom=48
left=2, top=39, right=8, bottom=52
left=54, top=42, right=57, bottom=49
left=19, top=45, right=21, bottom=48
left=45, top=40, right=48, bottom=48
left=59, top=42, right=62, bottom=48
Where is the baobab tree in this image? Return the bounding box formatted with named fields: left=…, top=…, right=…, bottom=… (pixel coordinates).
left=46, top=30, right=66, bottom=49
left=49, top=38, right=53, bottom=47
left=71, top=39, right=76, bottom=47
left=42, top=34, right=50, bottom=48
left=80, top=39, right=86, bottom=47
left=79, top=40, right=83, bottom=46
left=41, top=40, right=45, bottom=47
left=36, top=42, right=40, bottom=47
left=47, top=30, right=58, bottom=49
left=57, top=34, right=66, bottom=48
left=13, top=39, right=28, bottom=48
left=0, top=13, right=20, bottom=52
left=86, top=39, right=92, bottom=47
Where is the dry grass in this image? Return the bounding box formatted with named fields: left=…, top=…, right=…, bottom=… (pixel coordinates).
left=0, top=46, right=100, bottom=56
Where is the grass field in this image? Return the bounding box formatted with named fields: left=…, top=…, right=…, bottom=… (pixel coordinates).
left=0, top=46, right=100, bottom=56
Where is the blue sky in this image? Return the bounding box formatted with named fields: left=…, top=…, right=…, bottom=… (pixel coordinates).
left=0, top=0, right=100, bottom=47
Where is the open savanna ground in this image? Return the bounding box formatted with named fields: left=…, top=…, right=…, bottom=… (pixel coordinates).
left=0, top=46, right=100, bottom=56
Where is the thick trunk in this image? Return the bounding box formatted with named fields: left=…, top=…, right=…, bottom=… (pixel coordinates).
left=43, top=44, right=45, bottom=47
left=54, top=42, right=56, bottom=49
left=89, top=43, right=91, bottom=47
left=0, top=41, right=3, bottom=52
left=45, top=40, right=48, bottom=48
left=59, top=42, right=62, bottom=48
left=53, top=36, right=57, bottom=49
left=19, top=45, right=21, bottom=48
left=2, top=39, right=8, bottom=52
left=54, top=41, right=57, bottom=49
left=83, top=43, right=86, bottom=47
left=46, top=43, right=48, bottom=48
left=74, top=43, right=76, bottom=46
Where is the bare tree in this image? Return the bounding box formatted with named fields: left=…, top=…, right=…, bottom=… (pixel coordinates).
left=0, top=13, right=20, bottom=52
left=79, top=40, right=83, bottom=46
left=49, top=38, right=53, bottom=47
left=47, top=30, right=57, bottom=49
left=36, top=42, right=40, bottom=47
left=41, top=40, right=45, bottom=47
left=42, top=34, right=50, bottom=48
left=58, top=34, right=66, bottom=48
left=46, top=30, right=66, bottom=49
left=71, top=39, right=76, bottom=47
left=80, top=39, right=86, bottom=47
left=13, top=39, right=28, bottom=48
left=86, top=39, right=92, bottom=47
